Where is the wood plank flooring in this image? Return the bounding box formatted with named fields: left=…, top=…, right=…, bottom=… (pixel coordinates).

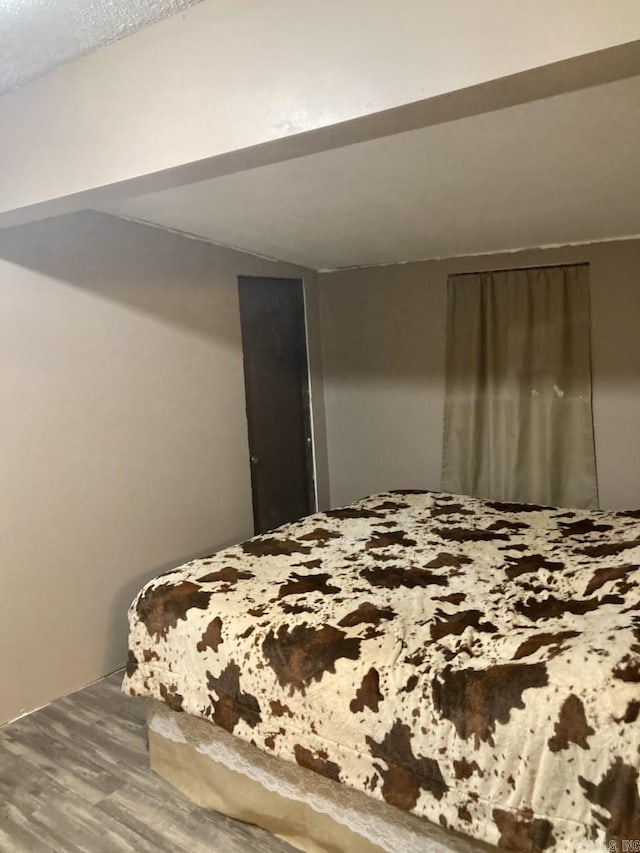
left=0, top=671, right=298, bottom=852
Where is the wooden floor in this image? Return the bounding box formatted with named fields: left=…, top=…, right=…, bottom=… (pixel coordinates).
left=0, top=671, right=297, bottom=852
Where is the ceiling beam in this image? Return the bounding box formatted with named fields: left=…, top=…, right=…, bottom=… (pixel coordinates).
left=1, top=1, right=640, bottom=228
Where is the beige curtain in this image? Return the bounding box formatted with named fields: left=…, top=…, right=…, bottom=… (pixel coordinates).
left=441, top=263, right=598, bottom=509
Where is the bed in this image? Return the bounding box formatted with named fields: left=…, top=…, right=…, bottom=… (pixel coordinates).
left=122, top=490, right=640, bottom=850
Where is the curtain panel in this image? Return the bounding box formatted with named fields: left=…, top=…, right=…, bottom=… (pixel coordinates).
left=441, top=263, right=598, bottom=509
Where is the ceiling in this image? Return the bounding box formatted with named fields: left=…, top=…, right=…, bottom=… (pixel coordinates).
left=0, top=0, right=203, bottom=94
left=99, top=75, right=640, bottom=271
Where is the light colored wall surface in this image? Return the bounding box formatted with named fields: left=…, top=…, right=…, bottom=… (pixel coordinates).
left=319, top=240, right=640, bottom=511
left=2, top=0, right=640, bottom=217
left=0, top=211, right=323, bottom=724
left=303, top=275, right=330, bottom=511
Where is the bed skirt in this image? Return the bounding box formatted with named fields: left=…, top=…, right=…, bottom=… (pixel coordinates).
left=146, top=700, right=496, bottom=853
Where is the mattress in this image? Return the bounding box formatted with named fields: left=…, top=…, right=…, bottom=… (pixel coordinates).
left=123, top=490, right=640, bottom=849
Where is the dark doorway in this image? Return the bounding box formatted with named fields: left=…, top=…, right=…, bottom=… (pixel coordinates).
left=238, top=276, right=315, bottom=534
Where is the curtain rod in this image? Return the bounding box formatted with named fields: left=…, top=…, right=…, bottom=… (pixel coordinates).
left=450, top=261, right=589, bottom=277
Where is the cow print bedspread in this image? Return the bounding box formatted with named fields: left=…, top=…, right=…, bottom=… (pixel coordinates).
left=123, top=490, right=640, bottom=850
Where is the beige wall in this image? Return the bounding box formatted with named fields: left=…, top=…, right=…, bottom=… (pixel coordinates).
left=319, top=239, right=640, bottom=511
left=0, top=211, right=325, bottom=725
left=2, top=0, right=640, bottom=219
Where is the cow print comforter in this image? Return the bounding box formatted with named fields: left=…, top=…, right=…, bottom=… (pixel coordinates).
left=123, top=490, right=640, bottom=850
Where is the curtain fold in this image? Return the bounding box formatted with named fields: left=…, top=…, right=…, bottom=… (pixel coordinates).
left=441, top=263, right=598, bottom=509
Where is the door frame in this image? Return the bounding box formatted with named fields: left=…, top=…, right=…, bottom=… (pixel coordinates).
left=300, top=280, right=319, bottom=514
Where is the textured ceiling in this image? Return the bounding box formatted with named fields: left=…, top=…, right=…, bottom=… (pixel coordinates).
left=100, top=76, right=640, bottom=270
left=0, top=0, right=203, bottom=95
